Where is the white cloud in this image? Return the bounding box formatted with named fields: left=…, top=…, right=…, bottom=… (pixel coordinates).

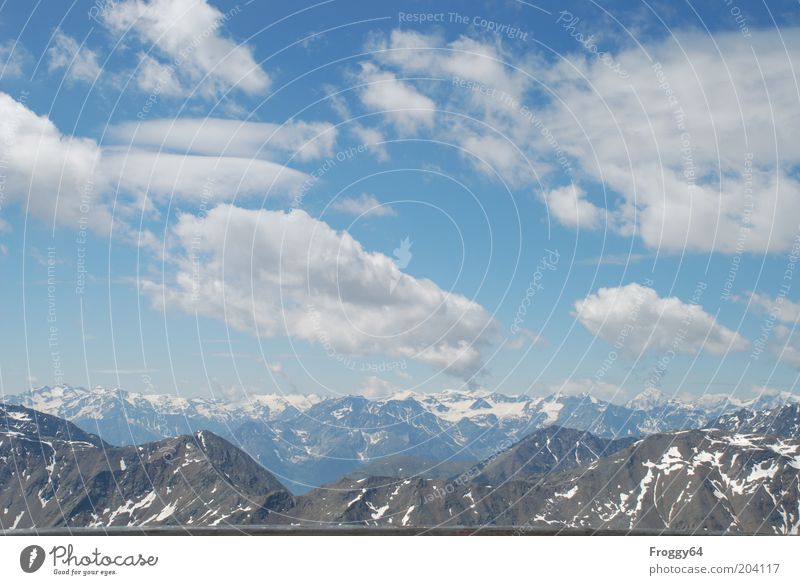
left=744, top=291, right=800, bottom=325
left=134, top=53, right=185, bottom=96
left=141, top=204, right=497, bottom=379
left=371, top=30, right=530, bottom=102
left=101, top=0, right=269, bottom=98
left=330, top=193, right=396, bottom=217
left=358, top=63, right=435, bottom=132
left=0, top=91, right=108, bottom=229
left=350, top=124, right=388, bottom=161
left=0, top=92, right=314, bottom=232
left=540, top=28, right=800, bottom=253
left=367, top=27, right=800, bottom=253
left=366, top=30, right=544, bottom=184
left=772, top=325, right=800, bottom=368
left=46, top=30, right=102, bottom=84
left=101, top=148, right=310, bottom=208
left=459, top=133, right=534, bottom=184
left=359, top=375, right=402, bottom=399
left=541, top=183, right=604, bottom=230
left=740, top=292, right=800, bottom=368
left=109, top=117, right=337, bottom=162
left=0, top=40, right=31, bottom=79
left=574, top=283, right=750, bottom=355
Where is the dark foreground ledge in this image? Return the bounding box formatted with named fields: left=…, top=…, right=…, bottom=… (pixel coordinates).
left=2, top=526, right=715, bottom=536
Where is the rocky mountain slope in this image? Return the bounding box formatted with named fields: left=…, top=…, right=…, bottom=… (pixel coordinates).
left=473, top=426, right=635, bottom=485
left=285, top=429, right=800, bottom=534
left=713, top=403, right=800, bottom=438
left=0, top=403, right=293, bottom=529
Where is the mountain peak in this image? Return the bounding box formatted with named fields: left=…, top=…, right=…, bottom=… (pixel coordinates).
left=626, top=388, right=671, bottom=411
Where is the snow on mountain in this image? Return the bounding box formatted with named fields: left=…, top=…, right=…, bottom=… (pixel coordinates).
left=15, top=384, right=322, bottom=420
left=5, top=401, right=798, bottom=533
left=402, top=388, right=532, bottom=423
left=5, top=385, right=324, bottom=446
left=6, top=384, right=799, bottom=495
left=661, top=389, right=799, bottom=415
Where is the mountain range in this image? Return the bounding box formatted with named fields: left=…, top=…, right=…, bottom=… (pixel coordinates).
left=4, top=400, right=800, bottom=533
left=290, top=429, right=800, bottom=534
left=5, top=385, right=799, bottom=493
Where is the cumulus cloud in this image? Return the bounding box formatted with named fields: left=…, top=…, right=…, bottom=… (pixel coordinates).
left=100, top=0, right=269, bottom=98
left=359, top=375, right=402, bottom=399
left=541, top=183, right=604, bottom=230
left=358, top=63, right=435, bottom=132
left=141, top=204, right=497, bottom=379
left=574, top=283, right=750, bottom=355
left=46, top=30, right=102, bottom=84
left=330, top=193, right=396, bottom=217
left=0, top=91, right=108, bottom=228
left=109, top=117, right=337, bottom=162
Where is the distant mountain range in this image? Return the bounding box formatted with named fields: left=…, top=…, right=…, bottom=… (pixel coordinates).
left=5, top=385, right=799, bottom=493
left=4, top=401, right=799, bottom=533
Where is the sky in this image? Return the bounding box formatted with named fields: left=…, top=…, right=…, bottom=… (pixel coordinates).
left=1, top=0, right=800, bottom=404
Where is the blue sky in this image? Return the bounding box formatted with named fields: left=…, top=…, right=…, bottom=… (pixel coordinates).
left=1, top=0, right=800, bottom=403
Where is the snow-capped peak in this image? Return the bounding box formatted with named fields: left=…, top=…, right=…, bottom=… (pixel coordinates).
left=626, top=388, right=672, bottom=411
